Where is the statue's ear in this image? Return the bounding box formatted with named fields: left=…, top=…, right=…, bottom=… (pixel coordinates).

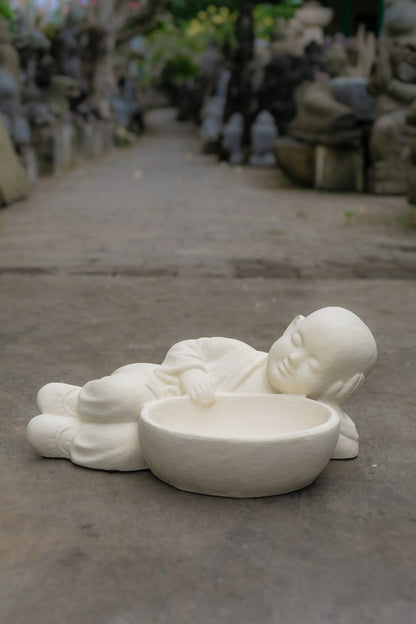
left=283, top=314, right=305, bottom=335
left=322, top=373, right=365, bottom=404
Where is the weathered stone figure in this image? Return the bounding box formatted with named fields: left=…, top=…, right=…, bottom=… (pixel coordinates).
left=368, top=0, right=416, bottom=193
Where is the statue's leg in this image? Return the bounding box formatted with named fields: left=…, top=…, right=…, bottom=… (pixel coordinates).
left=70, top=422, right=146, bottom=471
left=77, top=374, right=147, bottom=422
left=72, top=373, right=152, bottom=471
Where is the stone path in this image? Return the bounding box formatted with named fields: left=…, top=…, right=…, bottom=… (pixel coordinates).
left=1, top=109, right=415, bottom=624
left=1, top=109, right=416, bottom=279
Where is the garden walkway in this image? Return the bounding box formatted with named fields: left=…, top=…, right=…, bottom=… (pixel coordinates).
left=1, top=109, right=415, bottom=624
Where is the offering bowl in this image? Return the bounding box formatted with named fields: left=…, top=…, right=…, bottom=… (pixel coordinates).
left=139, top=393, right=340, bottom=498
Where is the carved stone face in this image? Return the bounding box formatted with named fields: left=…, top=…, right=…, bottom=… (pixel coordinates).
left=266, top=314, right=334, bottom=398
left=266, top=307, right=377, bottom=400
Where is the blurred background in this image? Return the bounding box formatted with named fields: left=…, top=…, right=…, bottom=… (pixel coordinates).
left=3, top=1, right=415, bottom=204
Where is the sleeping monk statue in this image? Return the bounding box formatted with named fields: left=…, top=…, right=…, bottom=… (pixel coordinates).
left=26, top=306, right=377, bottom=471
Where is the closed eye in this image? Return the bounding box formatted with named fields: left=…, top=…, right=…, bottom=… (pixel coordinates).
left=291, top=332, right=303, bottom=347
left=308, top=359, right=322, bottom=374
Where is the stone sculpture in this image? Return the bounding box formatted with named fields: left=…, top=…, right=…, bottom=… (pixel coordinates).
left=53, top=5, right=87, bottom=90
left=27, top=307, right=377, bottom=481
left=257, top=51, right=315, bottom=136
left=200, top=96, right=225, bottom=148
left=0, top=115, right=29, bottom=204
left=289, top=1, right=333, bottom=56
left=290, top=81, right=360, bottom=146
left=368, top=0, right=416, bottom=193
left=223, top=0, right=255, bottom=141
left=405, top=98, right=416, bottom=202
left=0, top=16, right=30, bottom=198
left=249, top=110, right=278, bottom=166
left=0, top=16, right=30, bottom=149
left=222, top=112, right=244, bottom=164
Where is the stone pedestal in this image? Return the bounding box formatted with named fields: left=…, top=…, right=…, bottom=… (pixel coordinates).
left=52, top=121, right=76, bottom=174
left=274, top=138, right=315, bottom=187
left=314, top=145, right=364, bottom=192
left=19, top=145, right=38, bottom=187
left=408, top=169, right=416, bottom=204
left=368, top=161, right=409, bottom=195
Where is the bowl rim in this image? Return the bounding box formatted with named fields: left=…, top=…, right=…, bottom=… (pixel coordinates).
left=139, top=393, right=340, bottom=444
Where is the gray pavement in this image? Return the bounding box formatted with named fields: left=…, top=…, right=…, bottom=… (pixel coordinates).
left=1, top=109, right=415, bottom=623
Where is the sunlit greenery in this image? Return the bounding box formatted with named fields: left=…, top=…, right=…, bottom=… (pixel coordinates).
left=254, top=2, right=303, bottom=40
left=0, top=0, right=14, bottom=22
left=143, top=2, right=304, bottom=87
left=168, top=0, right=240, bottom=23
left=141, top=6, right=238, bottom=86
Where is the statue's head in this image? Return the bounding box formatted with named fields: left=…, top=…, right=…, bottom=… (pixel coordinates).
left=324, top=42, right=348, bottom=77
left=266, top=307, right=377, bottom=404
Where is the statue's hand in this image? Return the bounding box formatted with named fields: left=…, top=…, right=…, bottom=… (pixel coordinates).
left=180, top=369, right=216, bottom=407
left=339, top=411, right=358, bottom=441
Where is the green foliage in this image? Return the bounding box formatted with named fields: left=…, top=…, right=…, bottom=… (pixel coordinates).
left=142, top=7, right=237, bottom=87
left=0, top=0, right=14, bottom=23
left=254, top=2, right=303, bottom=40
left=143, top=1, right=305, bottom=86
left=169, top=1, right=240, bottom=23
left=162, top=54, right=200, bottom=82
left=344, top=210, right=356, bottom=223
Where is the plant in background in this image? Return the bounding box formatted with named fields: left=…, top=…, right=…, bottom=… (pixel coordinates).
left=141, top=5, right=238, bottom=89
left=0, top=0, right=14, bottom=23
left=254, top=1, right=303, bottom=41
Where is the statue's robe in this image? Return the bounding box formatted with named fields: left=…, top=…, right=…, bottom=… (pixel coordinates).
left=69, top=338, right=272, bottom=471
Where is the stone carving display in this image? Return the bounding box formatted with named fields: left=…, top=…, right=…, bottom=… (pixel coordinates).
left=53, top=5, right=87, bottom=90
left=223, top=0, right=255, bottom=142
left=368, top=0, right=416, bottom=194
left=27, top=307, right=377, bottom=496
left=405, top=98, right=416, bottom=202
left=0, top=15, right=32, bottom=187
left=290, top=81, right=360, bottom=146
left=110, top=36, right=144, bottom=137
left=288, top=1, right=333, bottom=56
left=200, top=96, right=225, bottom=147
left=249, top=110, right=277, bottom=166
left=257, top=52, right=315, bottom=135
left=0, top=115, right=29, bottom=204
left=0, top=16, right=30, bottom=151
left=222, top=112, right=244, bottom=164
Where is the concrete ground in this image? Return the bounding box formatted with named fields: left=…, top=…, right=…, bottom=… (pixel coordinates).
left=1, top=109, right=415, bottom=624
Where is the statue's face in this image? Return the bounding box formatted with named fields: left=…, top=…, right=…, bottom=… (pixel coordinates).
left=266, top=314, right=335, bottom=397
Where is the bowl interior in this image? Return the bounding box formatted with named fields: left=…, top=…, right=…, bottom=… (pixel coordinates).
left=143, top=394, right=334, bottom=440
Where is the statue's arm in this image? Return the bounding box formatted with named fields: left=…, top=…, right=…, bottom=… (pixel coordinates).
left=331, top=408, right=359, bottom=460
left=159, top=338, right=210, bottom=376
left=158, top=337, right=250, bottom=406
left=158, top=338, right=218, bottom=406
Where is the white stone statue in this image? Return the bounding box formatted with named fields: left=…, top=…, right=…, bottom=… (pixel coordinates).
left=27, top=307, right=377, bottom=473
